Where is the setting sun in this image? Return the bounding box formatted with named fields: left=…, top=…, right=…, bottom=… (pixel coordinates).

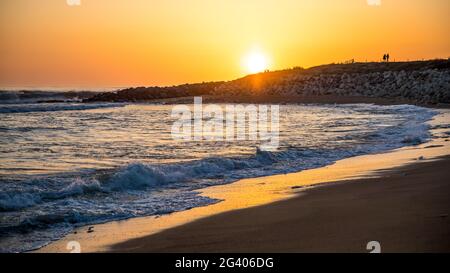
left=244, top=51, right=269, bottom=74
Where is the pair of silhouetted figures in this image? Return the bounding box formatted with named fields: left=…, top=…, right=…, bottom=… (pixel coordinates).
left=383, top=53, right=390, bottom=62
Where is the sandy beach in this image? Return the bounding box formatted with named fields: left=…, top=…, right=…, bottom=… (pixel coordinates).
left=36, top=109, right=450, bottom=253
left=111, top=156, right=450, bottom=253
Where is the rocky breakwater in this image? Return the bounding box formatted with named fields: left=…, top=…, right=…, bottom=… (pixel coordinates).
left=212, top=60, right=450, bottom=105
left=82, top=60, right=450, bottom=105
left=83, top=82, right=224, bottom=103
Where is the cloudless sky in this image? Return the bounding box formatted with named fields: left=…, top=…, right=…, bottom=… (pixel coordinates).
left=0, top=0, right=449, bottom=88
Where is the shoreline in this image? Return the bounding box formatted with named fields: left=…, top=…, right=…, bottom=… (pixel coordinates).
left=112, top=156, right=450, bottom=253
left=37, top=108, right=450, bottom=253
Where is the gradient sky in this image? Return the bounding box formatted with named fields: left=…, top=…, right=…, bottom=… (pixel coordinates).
left=0, top=0, right=449, bottom=88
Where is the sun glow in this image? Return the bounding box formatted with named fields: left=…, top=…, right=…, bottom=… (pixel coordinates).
left=0, top=1, right=448, bottom=87
left=244, top=51, right=269, bottom=74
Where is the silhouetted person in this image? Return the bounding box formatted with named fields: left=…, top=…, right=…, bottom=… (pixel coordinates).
left=383, top=54, right=386, bottom=62
left=386, top=53, right=390, bottom=62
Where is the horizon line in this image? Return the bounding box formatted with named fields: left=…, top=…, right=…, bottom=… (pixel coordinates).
left=1, top=57, right=448, bottom=92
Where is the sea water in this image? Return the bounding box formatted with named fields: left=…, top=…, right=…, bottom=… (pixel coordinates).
left=0, top=93, right=438, bottom=252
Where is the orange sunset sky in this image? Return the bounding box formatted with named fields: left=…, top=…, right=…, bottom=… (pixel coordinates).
left=0, top=0, right=449, bottom=89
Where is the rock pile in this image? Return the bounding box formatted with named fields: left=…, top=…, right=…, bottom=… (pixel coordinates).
left=213, top=68, right=450, bottom=104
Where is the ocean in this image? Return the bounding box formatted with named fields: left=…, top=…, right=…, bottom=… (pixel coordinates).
left=0, top=91, right=437, bottom=252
